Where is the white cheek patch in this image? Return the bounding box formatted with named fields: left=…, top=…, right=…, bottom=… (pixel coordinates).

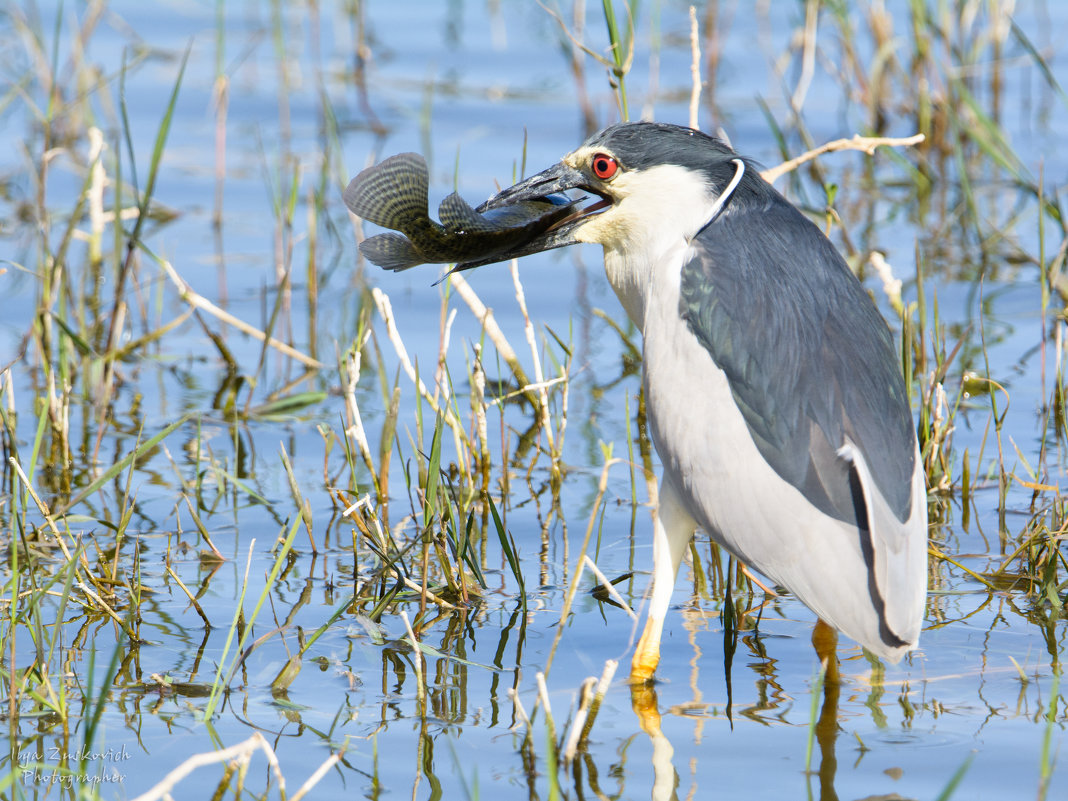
left=577, top=163, right=718, bottom=249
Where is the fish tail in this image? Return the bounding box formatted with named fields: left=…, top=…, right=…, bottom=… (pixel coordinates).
left=344, top=153, right=430, bottom=230
left=359, top=233, right=427, bottom=271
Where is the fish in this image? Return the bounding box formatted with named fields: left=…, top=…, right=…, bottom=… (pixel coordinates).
left=343, top=152, right=582, bottom=271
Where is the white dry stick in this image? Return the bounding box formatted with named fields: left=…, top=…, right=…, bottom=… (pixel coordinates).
left=511, top=261, right=555, bottom=454
left=572, top=658, right=619, bottom=755
left=449, top=272, right=536, bottom=393
left=2, top=367, right=13, bottom=418
left=131, top=733, right=287, bottom=801
left=372, top=287, right=469, bottom=452
left=562, top=677, right=598, bottom=764
left=486, top=377, right=567, bottom=407
left=291, top=752, right=344, bottom=801
left=435, top=306, right=458, bottom=402
left=583, top=555, right=637, bottom=620
left=401, top=610, right=426, bottom=704
left=157, top=256, right=323, bottom=369
left=342, top=333, right=377, bottom=477
left=508, top=687, right=532, bottom=730
left=373, top=288, right=434, bottom=400
left=760, top=133, right=926, bottom=185
left=688, top=6, right=701, bottom=130
left=536, top=671, right=554, bottom=727
left=2, top=366, right=10, bottom=404
left=791, top=0, right=819, bottom=113
left=869, top=251, right=904, bottom=315
left=87, top=127, right=106, bottom=265
left=472, top=343, right=490, bottom=477
left=593, top=658, right=618, bottom=702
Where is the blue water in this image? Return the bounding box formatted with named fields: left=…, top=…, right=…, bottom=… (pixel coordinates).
left=1, top=1, right=1066, bottom=799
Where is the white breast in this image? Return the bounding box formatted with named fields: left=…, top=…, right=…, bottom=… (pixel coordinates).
left=637, top=256, right=923, bottom=660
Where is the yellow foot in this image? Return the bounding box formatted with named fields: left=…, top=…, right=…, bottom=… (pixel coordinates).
left=629, top=650, right=659, bottom=684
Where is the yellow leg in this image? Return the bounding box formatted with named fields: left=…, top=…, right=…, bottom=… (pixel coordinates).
left=630, top=617, right=663, bottom=683
left=812, top=618, right=840, bottom=686
left=628, top=478, right=697, bottom=684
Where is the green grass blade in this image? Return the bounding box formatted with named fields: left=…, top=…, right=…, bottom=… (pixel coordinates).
left=53, top=413, right=193, bottom=516
left=488, top=493, right=525, bottom=616
left=933, top=753, right=974, bottom=801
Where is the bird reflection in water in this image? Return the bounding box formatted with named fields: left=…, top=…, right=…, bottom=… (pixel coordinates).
left=627, top=615, right=848, bottom=801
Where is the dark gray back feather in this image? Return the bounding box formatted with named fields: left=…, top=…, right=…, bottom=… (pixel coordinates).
left=679, top=170, right=915, bottom=523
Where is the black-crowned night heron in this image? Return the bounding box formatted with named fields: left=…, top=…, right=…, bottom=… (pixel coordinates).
left=465, top=122, right=927, bottom=682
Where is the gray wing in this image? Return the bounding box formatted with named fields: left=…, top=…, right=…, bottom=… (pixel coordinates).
left=679, top=190, right=915, bottom=524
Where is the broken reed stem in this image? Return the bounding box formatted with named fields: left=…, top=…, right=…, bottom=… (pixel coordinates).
left=156, top=255, right=323, bottom=369
left=291, top=751, right=345, bottom=801
left=435, top=306, right=458, bottom=399
left=166, top=566, right=212, bottom=627
left=472, top=344, right=491, bottom=490
left=448, top=272, right=540, bottom=407
left=544, top=457, right=625, bottom=674
left=790, top=0, right=819, bottom=114
left=87, top=126, right=106, bottom=265
left=510, top=260, right=556, bottom=456
left=562, top=677, right=597, bottom=764
left=760, top=133, right=926, bottom=184
left=342, top=332, right=379, bottom=491
left=581, top=659, right=618, bottom=743
left=130, top=733, right=292, bottom=801
left=582, top=555, right=637, bottom=620
left=563, top=658, right=618, bottom=763
left=371, top=287, right=471, bottom=452
left=536, top=671, right=555, bottom=742
left=400, top=609, right=425, bottom=704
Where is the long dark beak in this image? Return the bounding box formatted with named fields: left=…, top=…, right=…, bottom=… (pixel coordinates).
left=451, top=162, right=600, bottom=272
left=476, top=162, right=589, bottom=212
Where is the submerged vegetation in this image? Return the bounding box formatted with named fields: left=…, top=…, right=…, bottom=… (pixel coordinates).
left=0, top=0, right=1065, bottom=798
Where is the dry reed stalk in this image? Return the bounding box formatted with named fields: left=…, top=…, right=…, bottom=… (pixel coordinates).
left=510, top=260, right=556, bottom=456
left=760, top=133, right=926, bottom=184
left=157, top=256, right=323, bottom=369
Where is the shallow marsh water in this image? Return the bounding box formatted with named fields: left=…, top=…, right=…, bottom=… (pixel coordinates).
left=1, top=1, right=1067, bottom=799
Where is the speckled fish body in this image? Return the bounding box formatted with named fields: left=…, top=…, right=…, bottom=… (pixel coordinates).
left=343, top=153, right=580, bottom=271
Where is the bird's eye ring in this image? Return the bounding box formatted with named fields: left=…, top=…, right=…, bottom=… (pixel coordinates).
left=591, top=153, right=618, bottom=180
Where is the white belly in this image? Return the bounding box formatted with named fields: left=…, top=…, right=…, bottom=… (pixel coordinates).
left=637, top=256, right=920, bottom=660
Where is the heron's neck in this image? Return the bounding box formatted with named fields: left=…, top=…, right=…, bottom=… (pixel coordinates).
left=575, top=163, right=717, bottom=331
left=602, top=246, right=653, bottom=328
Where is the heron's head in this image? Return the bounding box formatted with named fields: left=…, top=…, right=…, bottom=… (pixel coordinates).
left=460, top=122, right=757, bottom=269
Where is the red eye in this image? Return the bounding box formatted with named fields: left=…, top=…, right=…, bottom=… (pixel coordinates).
left=591, top=153, right=618, bottom=180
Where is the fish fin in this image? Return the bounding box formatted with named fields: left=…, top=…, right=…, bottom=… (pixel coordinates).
left=438, top=193, right=497, bottom=233
left=343, top=153, right=429, bottom=230
left=359, top=233, right=426, bottom=271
